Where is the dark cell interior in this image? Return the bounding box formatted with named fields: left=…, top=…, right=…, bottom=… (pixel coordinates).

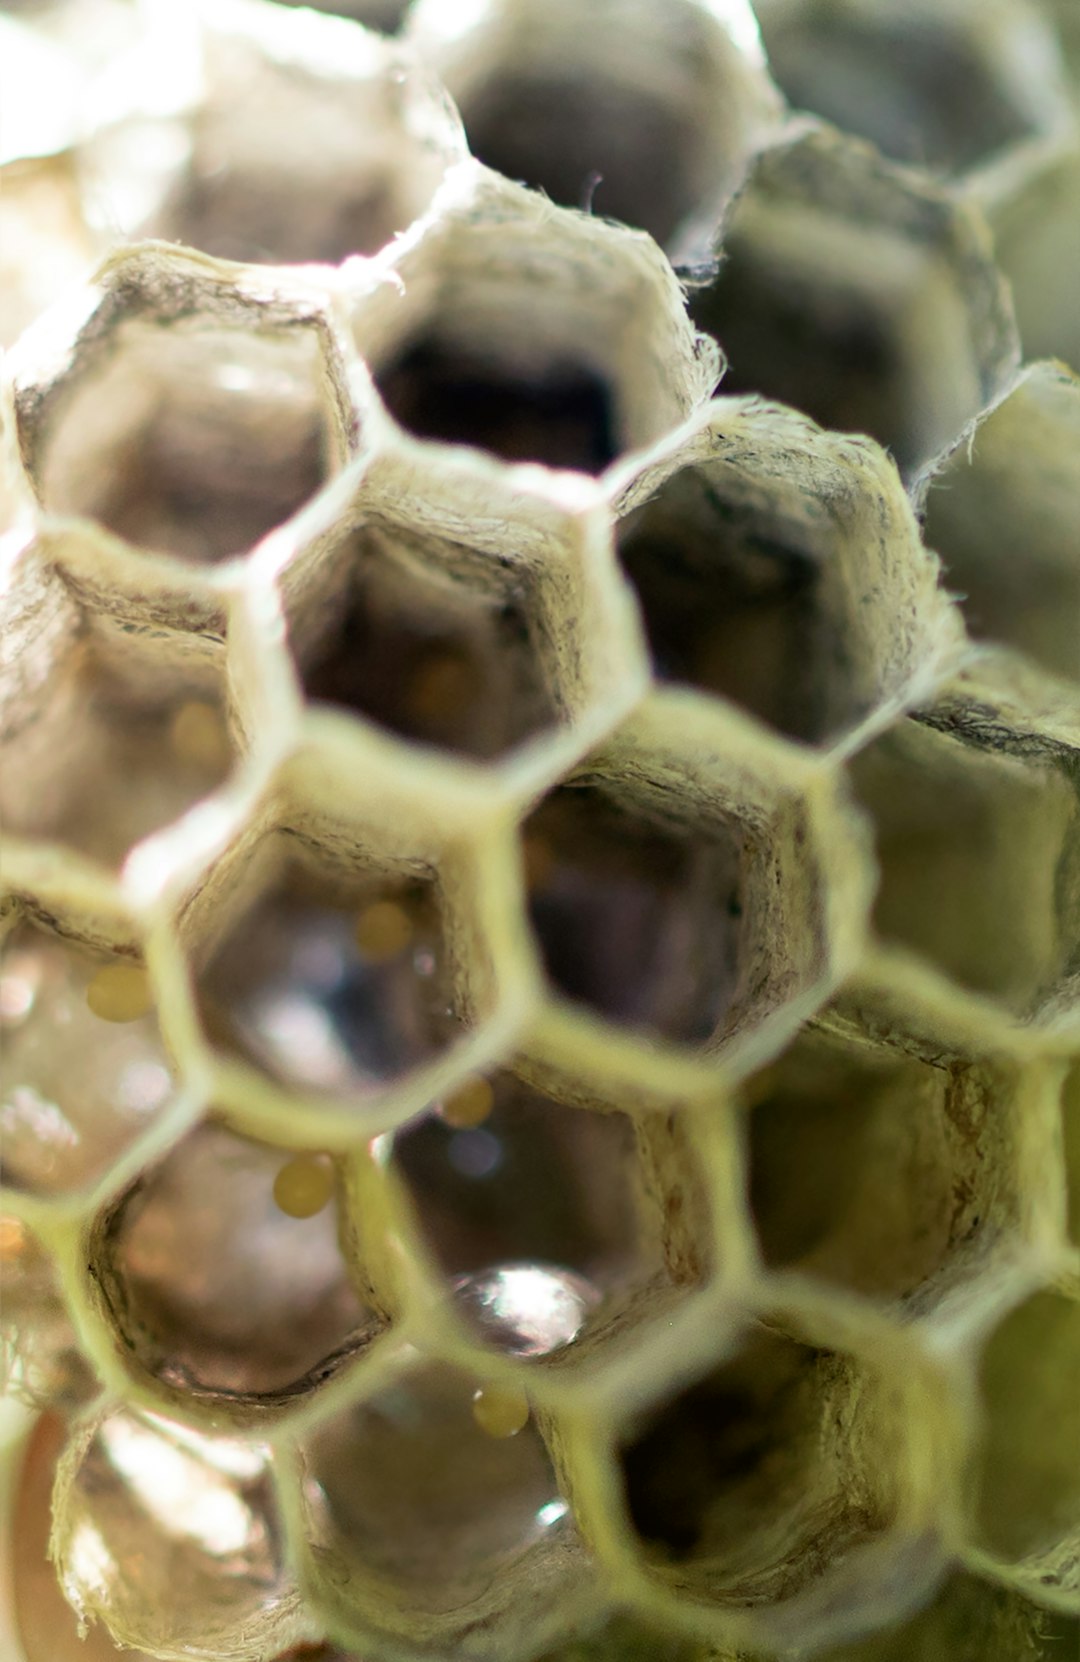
left=375, top=339, right=617, bottom=473
left=393, top=1075, right=643, bottom=1326
left=617, top=469, right=857, bottom=744
left=274, top=0, right=408, bottom=27
left=164, top=174, right=403, bottom=268
left=460, top=74, right=704, bottom=247
left=301, top=535, right=559, bottom=761
left=745, top=1041, right=979, bottom=1305
left=764, top=23, right=1032, bottom=175
left=621, top=1328, right=870, bottom=1597
left=197, top=859, right=460, bottom=1103
left=102, top=1123, right=375, bottom=1400
left=691, top=260, right=916, bottom=471
left=523, top=786, right=745, bottom=1044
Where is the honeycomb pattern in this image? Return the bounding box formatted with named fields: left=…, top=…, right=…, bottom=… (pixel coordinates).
left=2, top=2, right=1079, bottom=1661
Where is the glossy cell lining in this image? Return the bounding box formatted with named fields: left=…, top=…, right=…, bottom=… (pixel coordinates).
left=850, top=717, right=1079, bottom=1017
left=754, top=0, right=1061, bottom=178
left=921, top=362, right=1080, bottom=686
left=350, top=167, right=717, bottom=476
left=299, top=1356, right=589, bottom=1652
left=618, top=1319, right=920, bottom=1612
left=52, top=1407, right=303, bottom=1660
left=13, top=259, right=344, bottom=566
left=689, top=128, right=1018, bottom=479
left=0, top=1215, right=90, bottom=1409
left=295, top=522, right=564, bottom=762
left=971, top=1288, right=1080, bottom=1599
left=1, top=922, right=176, bottom=1198
left=411, top=0, right=779, bottom=252
left=391, top=1071, right=703, bottom=1356
left=195, top=839, right=462, bottom=1108
left=741, top=1029, right=1032, bottom=1312
left=12, top=1413, right=153, bottom=1662
left=88, top=6, right=459, bottom=266
left=0, top=625, right=235, bottom=869
left=93, top=1121, right=379, bottom=1408
left=523, top=781, right=745, bottom=1044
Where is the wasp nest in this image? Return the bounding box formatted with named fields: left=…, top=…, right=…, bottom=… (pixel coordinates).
left=1, top=2, right=1079, bottom=1660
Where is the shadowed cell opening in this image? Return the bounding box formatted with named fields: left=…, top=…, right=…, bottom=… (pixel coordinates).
left=523, top=784, right=746, bottom=1043
left=375, top=337, right=617, bottom=473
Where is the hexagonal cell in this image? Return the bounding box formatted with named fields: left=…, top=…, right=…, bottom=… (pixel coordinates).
left=11, top=249, right=350, bottom=567
left=987, top=141, right=1080, bottom=370
left=51, top=1405, right=305, bottom=1659
left=0, top=1216, right=91, bottom=1409
left=612, top=398, right=956, bottom=746
left=11, top=1412, right=155, bottom=1662
left=409, top=0, right=780, bottom=253
left=519, top=705, right=861, bottom=1063
left=741, top=1026, right=1045, bottom=1313
left=91, top=1119, right=383, bottom=1413
left=849, top=716, right=1079, bottom=1020
left=294, top=525, right=563, bottom=764
left=0, top=596, right=237, bottom=869
left=284, top=461, right=641, bottom=772
left=85, top=2, right=463, bottom=266
left=753, top=0, right=1072, bottom=180
left=390, top=1067, right=710, bottom=1360
left=524, top=782, right=743, bottom=1044
left=970, top=1286, right=1080, bottom=1603
left=194, top=827, right=471, bottom=1112
left=1, top=919, right=179, bottom=1200
left=689, top=128, right=1018, bottom=479
left=351, top=166, right=718, bottom=475
left=921, top=362, right=1080, bottom=687
left=298, top=1354, right=594, bottom=1658
left=614, top=1309, right=949, bottom=1644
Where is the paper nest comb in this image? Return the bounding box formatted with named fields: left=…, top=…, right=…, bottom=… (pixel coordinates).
left=1, top=1, right=1079, bottom=1660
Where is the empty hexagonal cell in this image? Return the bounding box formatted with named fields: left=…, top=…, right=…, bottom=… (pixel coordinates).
left=93, top=1120, right=382, bottom=1409
left=299, top=1356, right=592, bottom=1656
left=0, top=613, right=237, bottom=869
left=1, top=920, right=178, bottom=1199
left=13, top=252, right=347, bottom=566
left=11, top=1412, right=155, bottom=1662
left=613, top=399, right=951, bottom=745
left=195, top=832, right=467, bottom=1108
left=523, top=783, right=744, bottom=1044
left=922, top=362, right=1080, bottom=686
left=352, top=167, right=717, bottom=475
left=391, top=1069, right=709, bottom=1358
left=971, top=1287, right=1080, bottom=1600
left=615, top=1313, right=946, bottom=1638
left=689, top=128, right=1017, bottom=479
left=741, top=1027, right=1037, bottom=1311
left=410, top=0, right=779, bottom=252
left=51, top=1406, right=304, bottom=1659
left=0, top=1216, right=91, bottom=1409
left=754, top=0, right=1071, bottom=180
left=850, top=717, right=1079, bottom=1019
left=294, top=522, right=565, bottom=763
left=86, top=3, right=462, bottom=266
